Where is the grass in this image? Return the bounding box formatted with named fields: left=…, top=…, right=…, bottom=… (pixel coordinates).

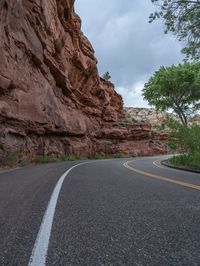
left=33, top=155, right=82, bottom=164
left=0, top=152, right=83, bottom=167
left=33, top=154, right=126, bottom=164
left=32, top=153, right=134, bottom=164
left=0, top=151, right=135, bottom=167
left=90, top=153, right=123, bottom=160
left=169, top=152, right=200, bottom=169
left=58, top=156, right=82, bottom=161
left=33, top=156, right=58, bottom=164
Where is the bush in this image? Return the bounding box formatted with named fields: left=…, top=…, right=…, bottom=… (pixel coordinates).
left=167, top=118, right=200, bottom=169
left=167, top=140, right=177, bottom=151
left=33, top=155, right=82, bottom=164
left=169, top=152, right=200, bottom=169
left=167, top=118, right=200, bottom=153
left=0, top=149, right=20, bottom=167
left=153, top=124, right=165, bottom=131
left=34, top=156, right=58, bottom=164
left=102, top=71, right=111, bottom=81
left=58, top=156, right=82, bottom=161
left=90, top=153, right=134, bottom=160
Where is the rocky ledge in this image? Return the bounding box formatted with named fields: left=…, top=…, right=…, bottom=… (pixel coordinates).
left=0, top=0, right=167, bottom=159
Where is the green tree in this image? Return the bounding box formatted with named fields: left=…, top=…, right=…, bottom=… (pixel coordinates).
left=149, top=0, right=200, bottom=60
left=102, top=71, right=111, bottom=81
left=142, top=62, right=200, bottom=126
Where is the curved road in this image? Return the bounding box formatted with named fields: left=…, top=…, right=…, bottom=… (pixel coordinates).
left=0, top=155, right=200, bottom=265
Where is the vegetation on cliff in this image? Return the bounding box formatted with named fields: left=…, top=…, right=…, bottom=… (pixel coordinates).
left=102, top=71, right=112, bottom=81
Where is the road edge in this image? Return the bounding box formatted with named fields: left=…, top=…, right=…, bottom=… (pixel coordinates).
left=161, top=160, right=200, bottom=174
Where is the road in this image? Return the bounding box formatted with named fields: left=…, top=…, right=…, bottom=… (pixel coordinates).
left=0, top=155, right=200, bottom=266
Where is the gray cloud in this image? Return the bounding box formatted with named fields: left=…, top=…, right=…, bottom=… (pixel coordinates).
left=75, top=0, right=183, bottom=107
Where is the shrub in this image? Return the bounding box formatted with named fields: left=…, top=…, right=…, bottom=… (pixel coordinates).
left=167, top=118, right=200, bottom=153
left=90, top=153, right=133, bottom=160
left=169, top=152, right=200, bottom=169
left=33, top=155, right=82, bottom=164
left=153, top=124, right=165, bottom=131
left=34, top=156, right=58, bottom=164
left=0, top=149, right=20, bottom=167
left=102, top=71, right=111, bottom=81
left=167, top=118, right=200, bottom=169
left=58, top=156, right=82, bottom=161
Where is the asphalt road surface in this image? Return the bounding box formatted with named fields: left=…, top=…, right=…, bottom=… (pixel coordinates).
left=0, top=155, right=200, bottom=266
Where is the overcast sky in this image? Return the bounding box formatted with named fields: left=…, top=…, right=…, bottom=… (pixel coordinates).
left=75, top=0, right=183, bottom=107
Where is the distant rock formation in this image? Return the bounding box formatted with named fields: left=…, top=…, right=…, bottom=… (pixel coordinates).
left=0, top=0, right=167, bottom=159
left=124, top=108, right=175, bottom=126
left=125, top=107, right=200, bottom=127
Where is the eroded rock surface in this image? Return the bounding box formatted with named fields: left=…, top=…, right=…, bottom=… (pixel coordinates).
left=0, top=0, right=167, bottom=159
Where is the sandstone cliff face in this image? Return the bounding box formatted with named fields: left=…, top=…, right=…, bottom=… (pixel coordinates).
left=0, top=0, right=167, bottom=159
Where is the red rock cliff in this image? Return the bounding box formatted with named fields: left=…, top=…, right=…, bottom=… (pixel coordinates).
left=0, top=0, right=167, bottom=159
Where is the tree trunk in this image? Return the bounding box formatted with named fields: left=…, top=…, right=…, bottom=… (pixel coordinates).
left=177, top=112, right=188, bottom=127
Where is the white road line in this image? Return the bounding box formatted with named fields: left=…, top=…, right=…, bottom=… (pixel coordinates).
left=28, top=162, right=86, bottom=266
left=153, top=160, right=166, bottom=169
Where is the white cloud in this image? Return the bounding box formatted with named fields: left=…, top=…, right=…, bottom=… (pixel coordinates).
left=116, top=82, right=149, bottom=108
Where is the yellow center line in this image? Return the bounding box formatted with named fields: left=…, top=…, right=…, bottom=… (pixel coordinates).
left=123, top=160, right=200, bottom=191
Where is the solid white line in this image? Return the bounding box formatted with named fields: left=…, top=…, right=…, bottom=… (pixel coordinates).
left=28, top=162, right=86, bottom=266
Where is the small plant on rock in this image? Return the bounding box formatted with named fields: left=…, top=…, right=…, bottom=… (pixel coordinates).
left=102, top=71, right=111, bottom=81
